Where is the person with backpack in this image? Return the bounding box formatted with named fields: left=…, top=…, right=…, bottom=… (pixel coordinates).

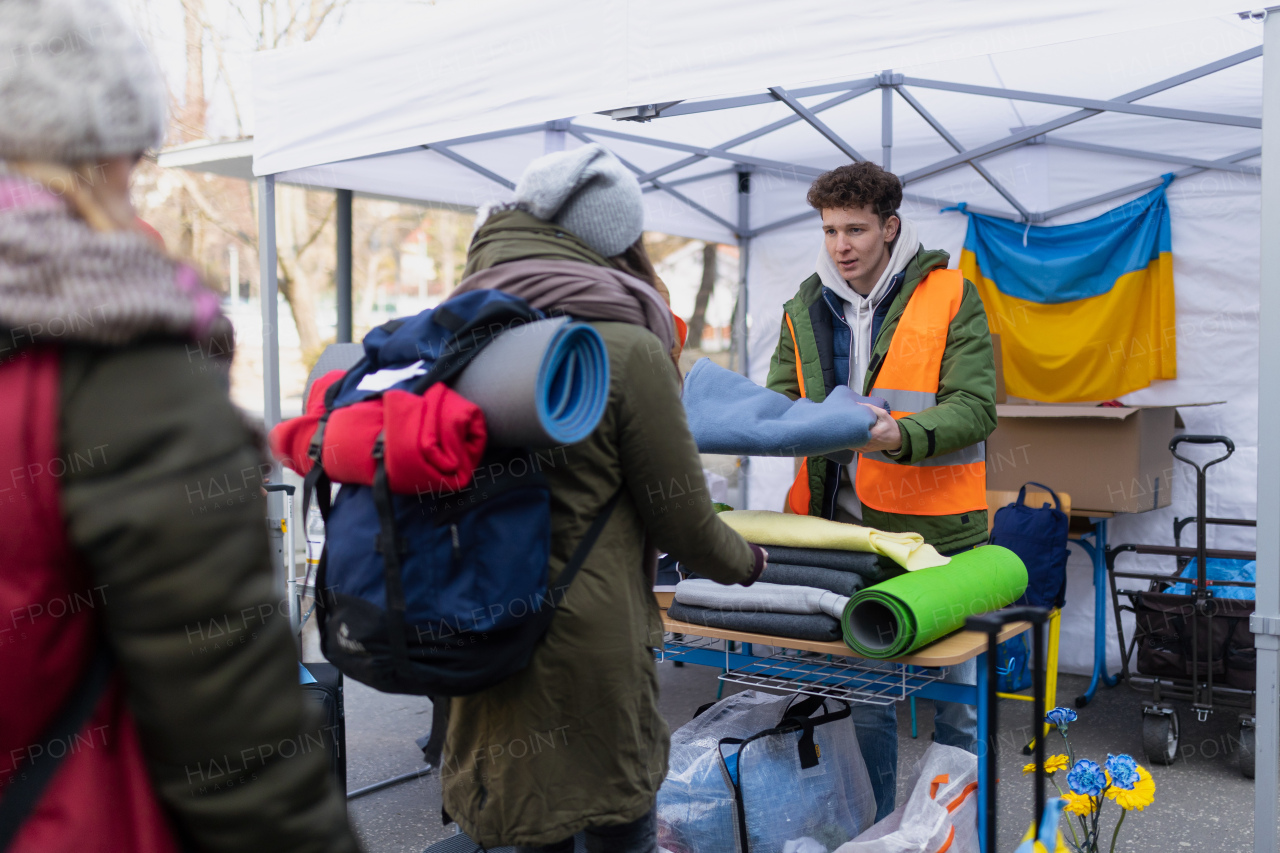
left=0, top=1, right=358, bottom=850
left=438, top=145, right=767, bottom=853
left=765, top=162, right=997, bottom=820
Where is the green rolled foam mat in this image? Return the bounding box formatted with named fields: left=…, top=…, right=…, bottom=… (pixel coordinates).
left=841, top=545, right=1028, bottom=659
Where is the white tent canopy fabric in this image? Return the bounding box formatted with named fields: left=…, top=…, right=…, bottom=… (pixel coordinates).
left=253, top=0, right=1251, bottom=177
left=248, top=4, right=1278, bottom=841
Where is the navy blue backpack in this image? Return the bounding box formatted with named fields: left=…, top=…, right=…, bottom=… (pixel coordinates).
left=989, top=482, right=1069, bottom=692
left=305, top=290, right=620, bottom=697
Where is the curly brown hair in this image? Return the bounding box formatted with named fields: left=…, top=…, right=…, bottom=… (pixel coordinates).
left=806, top=162, right=902, bottom=224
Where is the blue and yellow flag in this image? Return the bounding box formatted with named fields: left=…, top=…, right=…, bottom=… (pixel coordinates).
left=957, top=179, right=1176, bottom=402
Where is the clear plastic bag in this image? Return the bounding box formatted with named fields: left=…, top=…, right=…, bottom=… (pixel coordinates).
left=832, top=742, right=979, bottom=853
left=658, top=691, right=786, bottom=853
left=737, top=697, right=876, bottom=851
left=657, top=690, right=876, bottom=853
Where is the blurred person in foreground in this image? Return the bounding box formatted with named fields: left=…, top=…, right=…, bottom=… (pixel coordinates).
left=438, top=144, right=767, bottom=853
left=0, top=0, right=358, bottom=850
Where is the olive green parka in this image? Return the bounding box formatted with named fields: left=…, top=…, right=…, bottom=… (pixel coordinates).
left=441, top=211, right=757, bottom=847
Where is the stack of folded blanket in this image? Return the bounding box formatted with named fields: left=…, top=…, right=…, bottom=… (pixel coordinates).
left=667, top=546, right=894, bottom=643
left=669, top=575, right=853, bottom=642
left=665, top=511, right=953, bottom=643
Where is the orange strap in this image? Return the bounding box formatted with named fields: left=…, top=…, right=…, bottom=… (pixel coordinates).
left=784, top=310, right=812, bottom=515
left=784, top=312, right=807, bottom=399
left=929, top=774, right=950, bottom=800
left=930, top=776, right=980, bottom=853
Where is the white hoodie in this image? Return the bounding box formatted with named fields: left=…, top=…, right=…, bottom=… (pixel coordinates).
left=814, top=217, right=920, bottom=519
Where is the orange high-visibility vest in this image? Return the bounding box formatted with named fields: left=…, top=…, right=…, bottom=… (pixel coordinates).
left=856, top=268, right=986, bottom=516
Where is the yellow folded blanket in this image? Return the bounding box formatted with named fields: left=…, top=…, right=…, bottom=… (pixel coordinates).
left=717, top=510, right=949, bottom=572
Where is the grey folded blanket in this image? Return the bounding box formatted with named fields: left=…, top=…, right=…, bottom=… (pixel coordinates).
left=758, top=546, right=897, bottom=582
left=682, top=358, right=887, bottom=463
left=666, top=600, right=842, bottom=643
left=674, top=579, right=849, bottom=618
left=760, top=563, right=866, bottom=597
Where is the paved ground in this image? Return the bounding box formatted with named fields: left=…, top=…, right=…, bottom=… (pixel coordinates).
left=342, top=665, right=1263, bottom=853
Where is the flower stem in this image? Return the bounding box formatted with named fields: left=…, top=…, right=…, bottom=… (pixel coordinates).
left=1109, top=809, right=1127, bottom=853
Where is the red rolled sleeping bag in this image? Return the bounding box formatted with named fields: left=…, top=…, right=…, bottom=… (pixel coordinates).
left=269, top=370, right=487, bottom=494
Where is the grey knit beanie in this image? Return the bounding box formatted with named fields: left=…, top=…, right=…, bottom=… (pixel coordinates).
left=0, top=0, right=167, bottom=163
left=514, top=143, right=643, bottom=258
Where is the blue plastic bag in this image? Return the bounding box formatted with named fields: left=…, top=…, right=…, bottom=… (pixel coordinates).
left=1168, top=558, right=1255, bottom=600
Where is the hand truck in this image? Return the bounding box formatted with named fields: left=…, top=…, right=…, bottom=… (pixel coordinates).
left=1105, top=435, right=1258, bottom=777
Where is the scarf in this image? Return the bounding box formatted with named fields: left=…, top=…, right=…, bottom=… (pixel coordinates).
left=0, top=175, right=232, bottom=357
left=451, top=258, right=676, bottom=357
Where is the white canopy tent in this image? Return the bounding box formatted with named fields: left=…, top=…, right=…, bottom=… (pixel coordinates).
left=246, top=2, right=1280, bottom=844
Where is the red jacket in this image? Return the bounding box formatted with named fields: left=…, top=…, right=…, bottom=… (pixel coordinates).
left=0, top=348, right=178, bottom=852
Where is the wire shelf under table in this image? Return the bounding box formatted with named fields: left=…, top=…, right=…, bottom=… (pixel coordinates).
left=656, top=632, right=725, bottom=663
left=658, top=634, right=944, bottom=706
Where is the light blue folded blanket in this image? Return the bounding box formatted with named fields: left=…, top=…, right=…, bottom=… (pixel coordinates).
left=682, top=358, right=883, bottom=461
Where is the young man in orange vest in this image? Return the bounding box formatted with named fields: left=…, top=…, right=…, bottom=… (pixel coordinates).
left=766, top=162, right=997, bottom=820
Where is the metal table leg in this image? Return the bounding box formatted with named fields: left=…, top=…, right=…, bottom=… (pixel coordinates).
left=975, top=650, right=991, bottom=853
left=1070, top=519, right=1118, bottom=707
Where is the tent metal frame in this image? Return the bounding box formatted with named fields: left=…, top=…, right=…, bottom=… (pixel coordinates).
left=253, top=34, right=1280, bottom=851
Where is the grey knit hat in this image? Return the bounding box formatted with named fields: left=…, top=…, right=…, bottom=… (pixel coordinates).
left=514, top=143, right=643, bottom=258
left=0, top=0, right=168, bottom=163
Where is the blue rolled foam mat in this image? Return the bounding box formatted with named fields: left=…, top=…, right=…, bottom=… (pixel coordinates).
left=453, top=316, right=610, bottom=447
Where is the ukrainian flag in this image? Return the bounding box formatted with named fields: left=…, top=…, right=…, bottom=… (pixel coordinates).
left=957, top=178, right=1176, bottom=402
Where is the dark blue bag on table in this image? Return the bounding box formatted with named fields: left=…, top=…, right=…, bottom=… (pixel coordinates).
left=989, top=482, right=1069, bottom=691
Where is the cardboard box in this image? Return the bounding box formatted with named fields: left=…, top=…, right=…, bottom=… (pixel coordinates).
left=986, top=403, right=1216, bottom=515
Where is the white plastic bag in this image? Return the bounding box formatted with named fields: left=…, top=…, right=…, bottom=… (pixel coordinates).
left=830, top=742, right=979, bottom=853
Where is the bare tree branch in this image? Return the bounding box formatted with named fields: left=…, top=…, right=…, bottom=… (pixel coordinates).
left=294, top=198, right=336, bottom=256
left=171, top=169, right=256, bottom=245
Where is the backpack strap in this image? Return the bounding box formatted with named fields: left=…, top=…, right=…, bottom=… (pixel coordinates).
left=370, top=436, right=412, bottom=680
left=0, top=646, right=113, bottom=850
left=534, top=486, right=625, bottom=624
left=1017, top=482, right=1062, bottom=511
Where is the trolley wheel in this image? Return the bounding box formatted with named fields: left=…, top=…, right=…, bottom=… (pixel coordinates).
left=1142, top=710, right=1180, bottom=766
left=1240, top=724, right=1256, bottom=780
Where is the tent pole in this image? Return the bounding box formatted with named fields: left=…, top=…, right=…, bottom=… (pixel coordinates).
left=258, top=174, right=281, bottom=435
left=900, top=74, right=1260, bottom=128
left=1042, top=137, right=1260, bottom=175
left=424, top=144, right=516, bottom=190
left=1039, top=145, right=1260, bottom=221
left=1255, top=12, right=1280, bottom=853
left=736, top=166, right=751, bottom=511
left=901, top=46, right=1263, bottom=186
left=544, top=118, right=568, bottom=154
left=894, top=85, right=1033, bottom=221
left=641, top=87, right=872, bottom=184
left=575, top=129, right=741, bottom=235
left=335, top=188, right=353, bottom=343
left=881, top=73, right=893, bottom=171
left=770, top=86, right=866, bottom=162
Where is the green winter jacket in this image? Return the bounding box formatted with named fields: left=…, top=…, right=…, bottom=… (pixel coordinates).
left=442, top=212, right=758, bottom=847
left=765, top=247, right=997, bottom=553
